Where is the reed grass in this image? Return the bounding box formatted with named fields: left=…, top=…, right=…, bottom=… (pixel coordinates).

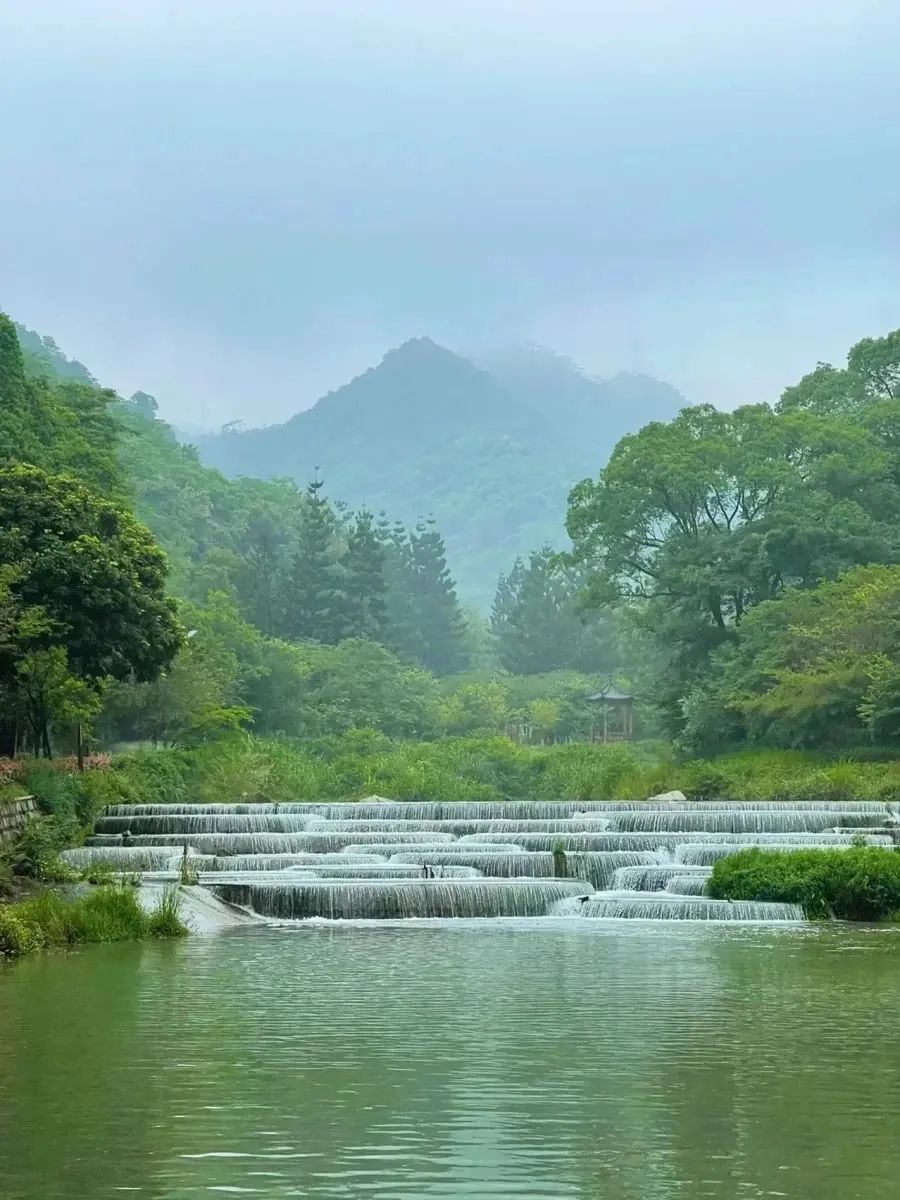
left=0, top=885, right=187, bottom=960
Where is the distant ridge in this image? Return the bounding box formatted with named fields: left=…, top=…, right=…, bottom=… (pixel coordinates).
left=191, top=339, right=684, bottom=606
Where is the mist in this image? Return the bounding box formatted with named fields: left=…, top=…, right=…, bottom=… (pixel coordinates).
left=2, top=0, right=899, bottom=425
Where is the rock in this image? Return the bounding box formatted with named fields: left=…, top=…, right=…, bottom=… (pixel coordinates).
left=646, top=789, right=688, bottom=806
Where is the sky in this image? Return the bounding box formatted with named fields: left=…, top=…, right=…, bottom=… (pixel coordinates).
left=1, top=0, right=899, bottom=427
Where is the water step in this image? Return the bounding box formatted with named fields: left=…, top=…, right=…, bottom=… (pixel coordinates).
left=212, top=878, right=591, bottom=920
left=580, top=896, right=804, bottom=921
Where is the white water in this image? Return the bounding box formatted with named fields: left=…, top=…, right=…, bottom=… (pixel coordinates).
left=77, top=798, right=897, bottom=923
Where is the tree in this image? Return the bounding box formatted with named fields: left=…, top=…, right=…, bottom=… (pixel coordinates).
left=408, top=520, right=469, bottom=675
left=345, top=509, right=388, bottom=640
left=287, top=477, right=352, bottom=644
left=128, top=391, right=159, bottom=418
left=848, top=331, right=900, bottom=400
left=567, top=401, right=896, bottom=733
left=492, top=547, right=619, bottom=675
left=0, top=465, right=183, bottom=701
left=681, top=565, right=900, bottom=752
left=0, top=311, right=37, bottom=463
left=281, top=639, right=439, bottom=739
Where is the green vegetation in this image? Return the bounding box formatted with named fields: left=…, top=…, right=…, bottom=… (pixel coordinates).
left=191, top=340, right=684, bottom=607
left=568, top=326, right=900, bottom=752
left=708, top=848, right=900, bottom=921
left=0, top=885, right=187, bottom=959
left=46, top=737, right=900, bottom=807
left=6, top=306, right=900, bottom=871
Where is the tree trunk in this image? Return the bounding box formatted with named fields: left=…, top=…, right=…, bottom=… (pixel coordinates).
left=76, top=722, right=84, bottom=771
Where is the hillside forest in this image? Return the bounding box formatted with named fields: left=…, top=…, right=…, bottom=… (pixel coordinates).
left=2, top=312, right=900, bottom=772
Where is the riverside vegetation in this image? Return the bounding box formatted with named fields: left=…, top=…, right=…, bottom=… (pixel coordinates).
left=4, top=315, right=900, bottom=932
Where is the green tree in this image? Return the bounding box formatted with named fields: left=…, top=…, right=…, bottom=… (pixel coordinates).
left=685, top=564, right=900, bottom=751
left=0, top=465, right=182, bottom=697
left=345, top=509, right=388, bottom=640
left=0, top=311, right=37, bottom=463
left=568, top=401, right=896, bottom=733
left=287, top=478, right=352, bottom=644
left=128, top=391, right=159, bottom=418
left=492, top=547, right=619, bottom=675
left=408, top=519, right=469, bottom=675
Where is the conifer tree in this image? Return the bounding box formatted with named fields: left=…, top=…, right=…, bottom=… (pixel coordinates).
left=409, top=519, right=469, bottom=675
left=378, top=517, right=426, bottom=663
left=287, top=477, right=352, bottom=644
left=345, top=509, right=388, bottom=640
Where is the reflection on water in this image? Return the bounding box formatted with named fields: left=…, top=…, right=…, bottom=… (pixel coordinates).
left=1, top=921, right=899, bottom=1199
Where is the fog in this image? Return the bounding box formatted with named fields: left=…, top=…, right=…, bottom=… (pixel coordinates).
left=1, top=0, right=898, bottom=425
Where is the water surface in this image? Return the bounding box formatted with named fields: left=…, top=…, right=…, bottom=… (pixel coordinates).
left=1, top=921, right=899, bottom=1199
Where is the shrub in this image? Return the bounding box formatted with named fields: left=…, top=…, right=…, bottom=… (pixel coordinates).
left=146, top=886, right=187, bottom=938
left=0, top=884, right=187, bottom=959
left=708, top=848, right=900, bottom=921
left=11, top=816, right=79, bottom=880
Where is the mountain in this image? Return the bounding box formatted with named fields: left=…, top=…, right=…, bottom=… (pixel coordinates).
left=467, top=344, right=685, bottom=477
left=14, top=322, right=96, bottom=385
left=192, top=338, right=684, bottom=607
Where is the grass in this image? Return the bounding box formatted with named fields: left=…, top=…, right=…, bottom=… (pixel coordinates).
left=0, top=884, right=187, bottom=960
left=104, top=735, right=900, bottom=806
left=708, top=847, right=900, bottom=921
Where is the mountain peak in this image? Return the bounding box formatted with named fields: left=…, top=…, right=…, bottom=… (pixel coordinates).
left=379, top=336, right=473, bottom=374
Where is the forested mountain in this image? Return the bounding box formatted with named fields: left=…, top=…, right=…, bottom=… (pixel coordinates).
left=192, top=339, right=683, bottom=606
left=468, top=345, right=684, bottom=477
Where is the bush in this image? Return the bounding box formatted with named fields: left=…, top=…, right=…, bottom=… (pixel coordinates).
left=708, top=848, right=900, bottom=921
left=146, top=886, right=187, bottom=938
left=11, top=816, right=79, bottom=880
left=0, top=884, right=187, bottom=959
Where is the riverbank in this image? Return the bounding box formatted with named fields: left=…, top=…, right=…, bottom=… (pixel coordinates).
left=0, top=884, right=187, bottom=960
left=95, top=736, right=900, bottom=806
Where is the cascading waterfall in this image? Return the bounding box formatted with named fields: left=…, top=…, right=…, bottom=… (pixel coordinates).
left=610, top=865, right=710, bottom=892
left=79, top=798, right=895, bottom=922
left=580, top=897, right=804, bottom=921
left=664, top=874, right=711, bottom=896
left=212, top=878, right=591, bottom=919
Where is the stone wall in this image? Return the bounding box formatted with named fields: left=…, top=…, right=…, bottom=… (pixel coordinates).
left=0, top=796, right=37, bottom=843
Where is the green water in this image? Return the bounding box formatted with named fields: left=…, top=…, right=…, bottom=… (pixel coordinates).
left=1, top=921, right=899, bottom=1199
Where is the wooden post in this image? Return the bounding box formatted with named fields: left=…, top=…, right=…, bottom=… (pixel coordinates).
left=602, top=704, right=608, bottom=744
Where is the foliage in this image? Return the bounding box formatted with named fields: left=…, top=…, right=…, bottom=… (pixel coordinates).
left=568, top=326, right=900, bottom=739
left=191, top=338, right=684, bottom=607
left=0, top=885, right=186, bottom=959
left=708, top=847, right=900, bottom=921
left=680, top=565, right=900, bottom=753
left=491, top=547, right=620, bottom=675
left=102, top=736, right=900, bottom=808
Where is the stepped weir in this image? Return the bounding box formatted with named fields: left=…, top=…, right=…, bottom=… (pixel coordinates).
left=64, top=798, right=899, bottom=923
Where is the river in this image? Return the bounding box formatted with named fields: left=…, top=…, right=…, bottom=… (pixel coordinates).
left=1, top=920, right=899, bottom=1199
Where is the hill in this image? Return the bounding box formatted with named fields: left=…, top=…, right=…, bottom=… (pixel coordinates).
left=192, top=339, right=684, bottom=606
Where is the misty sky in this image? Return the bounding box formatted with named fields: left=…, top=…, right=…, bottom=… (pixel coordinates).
left=2, top=1, right=899, bottom=427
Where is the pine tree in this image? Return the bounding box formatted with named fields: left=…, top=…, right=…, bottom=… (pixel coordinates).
left=287, top=477, right=352, bottom=644
left=378, top=517, right=426, bottom=663
left=408, top=519, right=469, bottom=675
left=345, top=509, right=388, bottom=640
left=490, top=557, right=526, bottom=663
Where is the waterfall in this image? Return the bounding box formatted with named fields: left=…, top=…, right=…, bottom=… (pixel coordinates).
left=664, top=874, right=711, bottom=896
left=580, top=896, right=803, bottom=921
left=610, top=865, right=711, bottom=892
left=83, top=797, right=892, bottom=923
left=603, top=809, right=891, bottom=834
left=212, top=878, right=591, bottom=919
